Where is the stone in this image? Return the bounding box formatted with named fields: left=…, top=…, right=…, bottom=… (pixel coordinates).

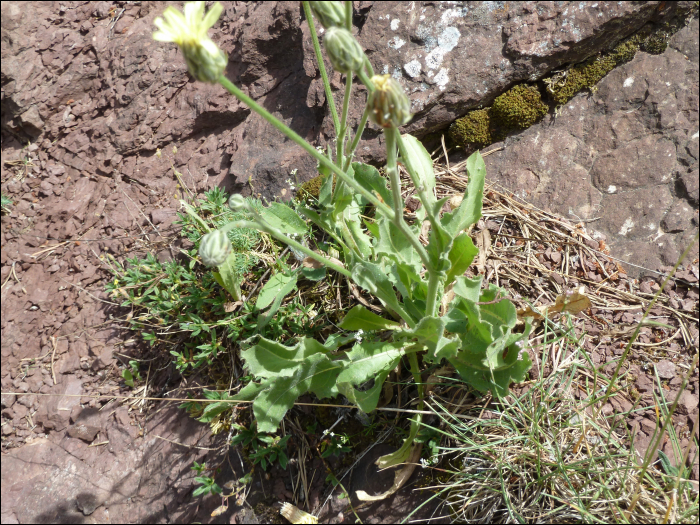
left=67, top=424, right=100, bottom=443
left=655, top=359, right=676, bottom=380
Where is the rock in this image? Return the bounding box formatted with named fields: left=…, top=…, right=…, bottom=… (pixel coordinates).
left=67, top=424, right=100, bottom=443
left=656, top=359, right=676, bottom=380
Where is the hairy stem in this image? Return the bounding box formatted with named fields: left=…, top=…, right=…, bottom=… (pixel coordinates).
left=302, top=1, right=339, bottom=134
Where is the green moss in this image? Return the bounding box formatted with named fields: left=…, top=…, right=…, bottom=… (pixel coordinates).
left=491, top=84, right=548, bottom=130
left=640, top=32, right=669, bottom=54
left=546, top=54, right=618, bottom=105
left=295, top=172, right=328, bottom=202
left=448, top=108, right=492, bottom=147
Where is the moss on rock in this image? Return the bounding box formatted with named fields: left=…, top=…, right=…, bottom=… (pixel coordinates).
left=491, top=84, right=548, bottom=130
left=295, top=173, right=329, bottom=202
left=448, top=108, right=492, bottom=147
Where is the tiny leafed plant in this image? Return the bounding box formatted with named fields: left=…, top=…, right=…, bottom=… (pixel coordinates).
left=152, top=0, right=533, bottom=500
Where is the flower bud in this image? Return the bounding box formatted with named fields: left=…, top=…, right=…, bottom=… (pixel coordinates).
left=181, top=38, right=228, bottom=83
left=199, top=230, right=232, bottom=267
left=323, top=27, right=365, bottom=74
left=153, top=2, right=228, bottom=83
left=367, top=75, right=412, bottom=128
left=228, top=194, right=248, bottom=212
left=310, top=1, right=346, bottom=29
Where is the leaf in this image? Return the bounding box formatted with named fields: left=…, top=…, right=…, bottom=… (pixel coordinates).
left=400, top=134, right=436, bottom=211
left=441, top=151, right=485, bottom=236
left=375, top=216, right=422, bottom=271
left=425, top=220, right=453, bottom=272
left=352, top=162, right=393, bottom=209
left=255, top=272, right=298, bottom=333
left=336, top=340, right=404, bottom=412
left=256, top=272, right=297, bottom=310
left=344, top=196, right=373, bottom=257
left=231, top=381, right=266, bottom=401
left=397, top=316, right=445, bottom=354
left=351, top=261, right=407, bottom=322
left=356, top=443, right=422, bottom=502
left=259, top=202, right=308, bottom=235
left=446, top=233, right=478, bottom=286
left=517, top=286, right=591, bottom=319
left=452, top=275, right=483, bottom=303
left=301, top=266, right=326, bottom=281
left=212, top=251, right=242, bottom=300
left=339, top=305, right=401, bottom=331
left=198, top=400, right=233, bottom=422
left=337, top=341, right=405, bottom=386
left=240, top=337, right=328, bottom=378
left=252, top=352, right=342, bottom=432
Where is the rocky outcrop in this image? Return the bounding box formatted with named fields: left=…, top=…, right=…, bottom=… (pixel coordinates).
left=1, top=1, right=697, bottom=276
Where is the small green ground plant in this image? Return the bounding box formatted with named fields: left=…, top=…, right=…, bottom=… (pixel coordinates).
left=151, top=0, right=533, bottom=501
left=105, top=187, right=318, bottom=375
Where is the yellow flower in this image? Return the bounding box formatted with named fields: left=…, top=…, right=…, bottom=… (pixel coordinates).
left=153, top=1, right=227, bottom=83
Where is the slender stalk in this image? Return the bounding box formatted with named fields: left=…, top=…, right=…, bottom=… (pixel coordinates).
left=302, top=1, right=339, bottom=134
left=345, top=0, right=352, bottom=31
left=384, top=127, right=403, bottom=218
left=355, top=68, right=374, bottom=92
left=221, top=220, right=351, bottom=278
left=217, top=75, right=393, bottom=220
left=342, top=105, right=370, bottom=172
left=336, top=74, right=353, bottom=168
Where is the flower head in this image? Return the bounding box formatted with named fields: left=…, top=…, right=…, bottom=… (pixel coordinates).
left=367, top=75, right=412, bottom=128
left=323, top=26, right=365, bottom=74
left=310, top=1, right=347, bottom=29
left=199, top=229, right=232, bottom=267
left=153, top=1, right=227, bottom=83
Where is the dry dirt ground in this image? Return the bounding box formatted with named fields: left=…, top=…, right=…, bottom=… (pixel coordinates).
left=1, top=1, right=699, bottom=524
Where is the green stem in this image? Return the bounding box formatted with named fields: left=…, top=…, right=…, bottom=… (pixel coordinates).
left=217, top=75, right=393, bottom=221
left=345, top=0, right=352, bottom=30
left=221, top=220, right=350, bottom=278
left=384, top=127, right=403, bottom=218
left=383, top=127, right=432, bottom=271
left=355, top=68, right=374, bottom=92
left=342, top=105, right=370, bottom=172
left=336, top=74, right=353, bottom=168
left=302, top=1, right=339, bottom=135
left=426, top=271, right=441, bottom=317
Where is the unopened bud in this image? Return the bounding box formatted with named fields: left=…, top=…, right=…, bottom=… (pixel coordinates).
left=323, top=27, right=365, bottom=74
left=199, top=230, right=232, bottom=267
left=228, top=194, right=248, bottom=212
left=367, top=75, right=412, bottom=128
left=181, top=39, right=228, bottom=83
left=310, top=1, right=346, bottom=29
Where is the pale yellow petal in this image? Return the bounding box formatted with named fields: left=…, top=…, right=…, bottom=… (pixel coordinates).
left=202, top=2, right=224, bottom=32
left=162, top=6, right=189, bottom=37
left=184, top=1, right=205, bottom=28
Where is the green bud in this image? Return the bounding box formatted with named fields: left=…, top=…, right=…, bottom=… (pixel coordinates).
left=367, top=74, right=412, bottom=128
left=228, top=194, right=248, bottom=212
left=181, top=38, right=228, bottom=83
left=199, top=230, right=232, bottom=267
left=323, top=27, right=365, bottom=74
left=310, top=1, right=346, bottom=29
